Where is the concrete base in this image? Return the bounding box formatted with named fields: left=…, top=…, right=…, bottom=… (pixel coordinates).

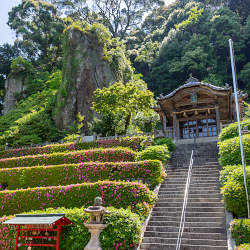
left=176, top=136, right=218, bottom=145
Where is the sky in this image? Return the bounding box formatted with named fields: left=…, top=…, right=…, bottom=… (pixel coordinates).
left=0, top=0, right=175, bottom=46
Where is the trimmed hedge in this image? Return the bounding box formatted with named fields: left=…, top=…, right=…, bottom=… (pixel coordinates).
left=220, top=165, right=250, bottom=217
left=219, top=119, right=250, bottom=142
left=137, top=145, right=170, bottom=164
left=154, top=137, right=176, bottom=152
left=237, top=244, right=250, bottom=249
left=0, top=207, right=142, bottom=250
left=230, top=219, right=250, bottom=246
left=0, top=147, right=137, bottom=169
left=0, top=136, right=146, bottom=159
left=218, top=134, right=250, bottom=166
left=0, top=181, right=156, bottom=217
left=0, top=160, right=165, bottom=190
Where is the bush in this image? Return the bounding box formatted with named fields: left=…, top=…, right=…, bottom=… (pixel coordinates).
left=237, top=244, right=250, bottom=249
left=230, top=219, right=250, bottom=246
left=0, top=207, right=142, bottom=250
left=0, top=136, right=146, bottom=159
left=218, top=134, right=250, bottom=166
left=154, top=137, right=176, bottom=151
left=219, top=119, right=250, bottom=142
left=0, top=160, right=165, bottom=190
left=0, top=148, right=137, bottom=169
left=220, top=166, right=250, bottom=217
left=137, top=145, right=170, bottom=164
left=0, top=181, right=156, bottom=217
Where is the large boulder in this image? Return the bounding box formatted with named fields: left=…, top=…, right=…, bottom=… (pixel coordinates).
left=3, top=74, right=26, bottom=115
left=54, top=25, right=132, bottom=134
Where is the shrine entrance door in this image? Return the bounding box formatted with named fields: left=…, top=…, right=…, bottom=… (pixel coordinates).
left=180, top=118, right=217, bottom=139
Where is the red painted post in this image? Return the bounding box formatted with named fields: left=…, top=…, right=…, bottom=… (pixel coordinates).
left=56, top=225, right=61, bottom=250
left=15, top=225, right=20, bottom=250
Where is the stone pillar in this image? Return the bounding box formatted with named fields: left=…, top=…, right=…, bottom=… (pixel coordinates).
left=216, top=107, right=221, bottom=135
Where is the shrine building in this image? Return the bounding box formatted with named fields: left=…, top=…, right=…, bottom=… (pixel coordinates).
left=155, top=76, right=247, bottom=141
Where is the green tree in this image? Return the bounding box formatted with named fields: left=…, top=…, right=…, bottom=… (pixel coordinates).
left=92, top=76, right=155, bottom=135
left=8, top=0, right=65, bottom=69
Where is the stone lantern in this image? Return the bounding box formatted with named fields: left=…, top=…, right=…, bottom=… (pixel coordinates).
left=84, top=197, right=110, bottom=250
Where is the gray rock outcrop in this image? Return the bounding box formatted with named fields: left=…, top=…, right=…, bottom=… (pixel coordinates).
left=3, top=74, right=26, bottom=115
left=54, top=27, right=130, bottom=133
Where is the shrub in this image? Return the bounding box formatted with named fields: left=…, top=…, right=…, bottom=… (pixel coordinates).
left=218, top=134, right=250, bottom=166
left=0, top=207, right=142, bottom=250
left=0, top=136, right=146, bottom=159
left=219, top=119, right=250, bottom=142
left=136, top=145, right=170, bottom=164
left=237, top=244, right=250, bottom=249
left=0, top=160, right=165, bottom=190
left=230, top=219, right=250, bottom=246
left=220, top=166, right=250, bottom=217
left=0, top=181, right=156, bottom=217
left=0, top=148, right=137, bottom=169
left=154, top=137, right=176, bottom=151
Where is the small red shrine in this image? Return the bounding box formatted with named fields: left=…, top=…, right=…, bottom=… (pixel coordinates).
left=4, top=213, right=72, bottom=250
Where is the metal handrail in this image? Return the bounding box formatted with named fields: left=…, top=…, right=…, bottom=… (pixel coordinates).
left=176, top=150, right=194, bottom=250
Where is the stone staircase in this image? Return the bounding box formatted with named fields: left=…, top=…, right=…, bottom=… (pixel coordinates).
left=140, top=141, right=228, bottom=250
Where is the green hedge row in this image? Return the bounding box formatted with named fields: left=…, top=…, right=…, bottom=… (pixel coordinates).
left=137, top=145, right=170, bottom=164
left=230, top=219, right=250, bottom=246
left=219, top=119, right=250, bottom=142
left=0, top=147, right=137, bottom=169
left=218, top=134, right=250, bottom=166
left=0, top=181, right=156, bottom=217
left=220, top=165, right=250, bottom=217
left=0, top=136, right=146, bottom=159
left=0, top=207, right=142, bottom=250
left=0, top=160, right=165, bottom=191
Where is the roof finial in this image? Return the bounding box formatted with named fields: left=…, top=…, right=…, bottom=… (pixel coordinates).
left=186, top=74, right=199, bottom=84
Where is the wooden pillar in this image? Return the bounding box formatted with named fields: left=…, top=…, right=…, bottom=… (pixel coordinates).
left=176, top=120, right=180, bottom=139
left=56, top=225, right=61, bottom=250
left=15, top=225, right=20, bottom=250
left=173, top=113, right=177, bottom=141
left=216, top=106, right=221, bottom=135
left=162, top=113, right=167, bottom=136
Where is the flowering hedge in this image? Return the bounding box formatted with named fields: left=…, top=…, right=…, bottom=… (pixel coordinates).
left=218, top=134, right=250, bottom=166
left=219, top=119, right=250, bottom=142
left=0, top=181, right=156, bottom=217
left=0, top=148, right=137, bottom=169
left=230, top=219, right=250, bottom=246
left=0, top=207, right=142, bottom=250
left=0, top=160, right=165, bottom=191
left=0, top=136, right=146, bottom=159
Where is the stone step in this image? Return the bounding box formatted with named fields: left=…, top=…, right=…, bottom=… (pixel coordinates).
left=157, top=193, right=222, bottom=198
left=143, top=231, right=227, bottom=240
left=152, top=207, right=225, bottom=212
left=141, top=244, right=227, bottom=250
left=147, top=221, right=225, bottom=228
left=158, top=197, right=222, bottom=203
left=155, top=202, right=223, bottom=208
left=151, top=211, right=225, bottom=217
left=142, top=237, right=227, bottom=246
left=149, top=216, right=225, bottom=223
left=145, top=226, right=226, bottom=233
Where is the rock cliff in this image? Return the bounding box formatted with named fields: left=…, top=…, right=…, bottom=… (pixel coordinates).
left=54, top=24, right=132, bottom=133
left=3, top=74, right=26, bottom=115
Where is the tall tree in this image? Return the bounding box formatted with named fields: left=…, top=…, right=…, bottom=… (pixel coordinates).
left=8, top=0, right=65, bottom=69
left=92, top=77, right=155, bottom=135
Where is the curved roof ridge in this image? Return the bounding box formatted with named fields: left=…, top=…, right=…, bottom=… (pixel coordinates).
left=157, top=81, right=231, bottom=100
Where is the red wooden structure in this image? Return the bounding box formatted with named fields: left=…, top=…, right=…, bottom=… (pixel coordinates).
left=4, top=213, right=72, bottom=250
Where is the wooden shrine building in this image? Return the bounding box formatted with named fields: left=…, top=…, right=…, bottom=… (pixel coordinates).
left=155, top=76, right=247, bottom=141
